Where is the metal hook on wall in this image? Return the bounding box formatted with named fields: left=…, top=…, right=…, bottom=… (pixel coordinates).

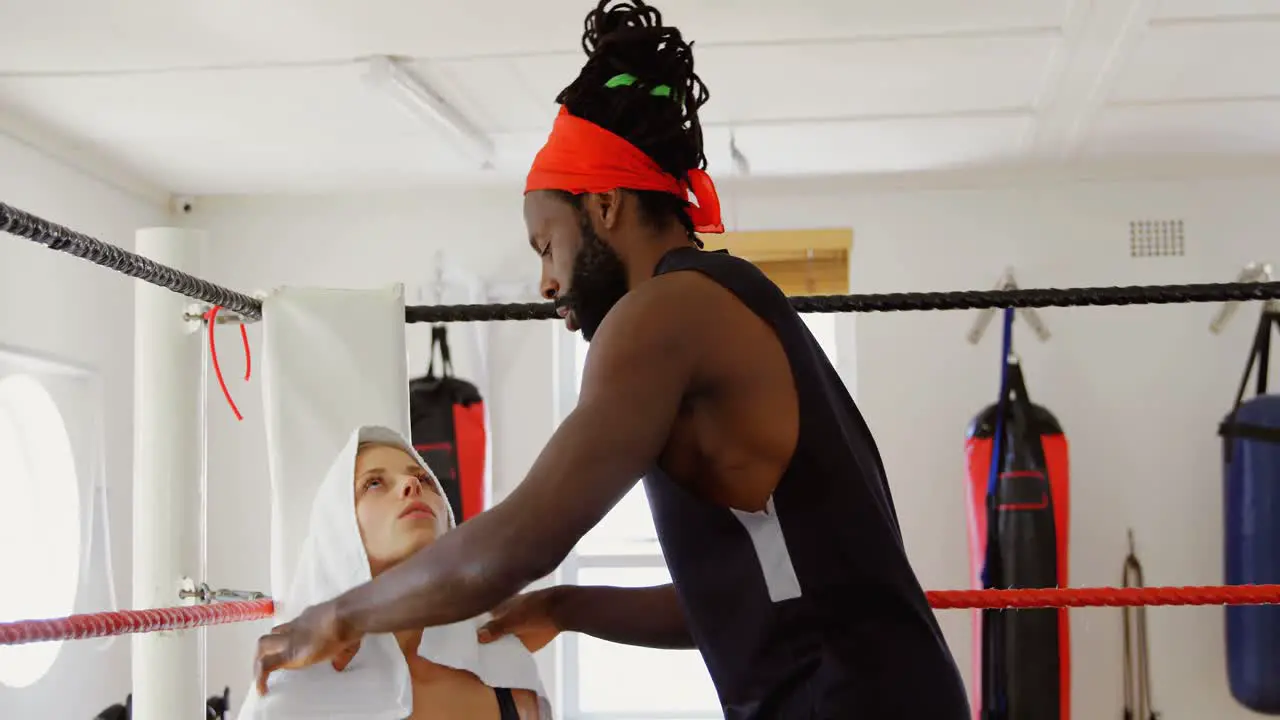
left=1209, top=261, right=1277, bottom=334
left=966, top=267, right=1052, bottom=347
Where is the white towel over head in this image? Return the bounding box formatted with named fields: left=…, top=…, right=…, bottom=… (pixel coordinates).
left=237, top=425, right=549, bottom=719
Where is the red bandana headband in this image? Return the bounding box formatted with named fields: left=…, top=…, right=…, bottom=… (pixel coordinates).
left=524, top=106, right=725, bottom=235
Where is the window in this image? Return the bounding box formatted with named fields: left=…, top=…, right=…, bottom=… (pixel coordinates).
left=802, top=313, right=838, bottom=367
left=573, top=565, right=719, bottom=715
left=0, top=374, right=81, bottom=688
left=699, top=228, right=852, bottom=297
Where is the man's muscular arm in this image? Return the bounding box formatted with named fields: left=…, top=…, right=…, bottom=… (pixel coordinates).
left=331, top=273, right=717, bottom=637
left=552, top=584, right=693, bottom=649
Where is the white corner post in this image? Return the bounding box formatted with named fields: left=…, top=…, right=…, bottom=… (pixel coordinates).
left=132, top=227, right=206, bottom=720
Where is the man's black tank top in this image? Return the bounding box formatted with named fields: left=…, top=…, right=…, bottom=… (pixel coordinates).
left=645, top=247, right=969, bottom=719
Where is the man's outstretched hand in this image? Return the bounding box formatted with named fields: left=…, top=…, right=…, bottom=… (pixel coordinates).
left=477, top=586, right=564, bottom=653
left=254, top=600, right=361, bottom=695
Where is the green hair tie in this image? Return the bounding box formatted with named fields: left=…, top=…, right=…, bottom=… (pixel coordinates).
left=605, top=73, right=675, bottom=100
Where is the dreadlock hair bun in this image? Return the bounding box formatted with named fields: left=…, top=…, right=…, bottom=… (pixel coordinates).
left=555, top=0, right=710, bottom=239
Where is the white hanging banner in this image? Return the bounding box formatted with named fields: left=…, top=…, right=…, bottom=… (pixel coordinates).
left=260, top=285, right=410, bottom=603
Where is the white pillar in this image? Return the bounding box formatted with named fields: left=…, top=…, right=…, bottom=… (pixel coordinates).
left=131, top=227, right=206, bottom=720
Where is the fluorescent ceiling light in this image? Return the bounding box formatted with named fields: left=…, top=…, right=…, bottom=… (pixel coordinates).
left=364, top=55, right=495, bottom=168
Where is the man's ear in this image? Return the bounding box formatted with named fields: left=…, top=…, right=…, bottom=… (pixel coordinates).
left=583, top=190, right=623, bottom=232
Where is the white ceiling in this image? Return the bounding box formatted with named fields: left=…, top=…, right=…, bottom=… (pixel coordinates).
left=1, top=0, right=1279, bottom=199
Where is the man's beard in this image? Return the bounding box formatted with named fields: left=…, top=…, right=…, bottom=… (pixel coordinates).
left=561, top=214, right=629, bottom=342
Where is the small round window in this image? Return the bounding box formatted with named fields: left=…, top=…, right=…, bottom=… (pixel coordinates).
left=0, top=374, right=81, bottom=688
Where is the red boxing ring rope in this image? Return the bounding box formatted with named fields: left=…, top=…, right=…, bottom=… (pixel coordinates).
left=4, top=584, right=1280, bottom=646
left=926, top=583, right=1280, bottom=609
left=0, top=599, right=274, bottom=646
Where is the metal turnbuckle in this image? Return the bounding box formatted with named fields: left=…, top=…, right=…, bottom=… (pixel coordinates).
left=179, top=582, right=268, bottom=604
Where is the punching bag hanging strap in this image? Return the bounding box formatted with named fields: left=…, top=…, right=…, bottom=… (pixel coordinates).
left=1222, top=311, right=1280, bottom=459
left=1230, top=311, right=1278, bottom=409
left=425, top=325, right=456, bottom=380
left=436, top=326, right=455, bottom=378
left=981, top=307, right=1015, bottom=720
left=982, top=307, right=1016, bottom=587
left=426, top=325, right=442, bottom=380
left=1006, top=357, right=1036, bottom=426
left=1255, top=311, right=1276, bottom=396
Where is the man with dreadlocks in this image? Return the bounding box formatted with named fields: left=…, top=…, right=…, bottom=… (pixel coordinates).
left=254, top=2, right=970, bottom=717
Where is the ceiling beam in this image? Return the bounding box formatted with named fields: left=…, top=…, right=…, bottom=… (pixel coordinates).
left=1028, top=0, right=1162, bottom=160
left=0, top=104, right=171, bottom=208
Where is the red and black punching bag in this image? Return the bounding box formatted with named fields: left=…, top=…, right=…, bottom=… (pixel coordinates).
left=409, top=325, right=487, bottom=523
left=964, top=309, right=1071, bottom=720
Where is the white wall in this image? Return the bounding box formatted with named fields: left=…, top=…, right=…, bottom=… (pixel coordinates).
left=0, top=135, right=168, bottom=716
left=191, top=170, right=1280, bottom=719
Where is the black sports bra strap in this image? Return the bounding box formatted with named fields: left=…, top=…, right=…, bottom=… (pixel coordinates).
left=493, top=687, right=520, bottom=720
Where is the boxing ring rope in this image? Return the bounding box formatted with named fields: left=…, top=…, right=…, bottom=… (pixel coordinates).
left=6, top=584, right=1280, bottom=648
left=0, top=600, right=276, bottom=646
left=5, top=196, right=1280, bottom=712
left=5, top=200, right=1280, bottom=322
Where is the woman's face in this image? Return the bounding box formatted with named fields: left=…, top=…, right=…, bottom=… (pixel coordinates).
left=353, top=443, right=449, bottom=575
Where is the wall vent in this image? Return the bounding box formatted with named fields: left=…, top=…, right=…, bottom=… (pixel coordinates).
left=1129, top=219, right=1185, bottom=258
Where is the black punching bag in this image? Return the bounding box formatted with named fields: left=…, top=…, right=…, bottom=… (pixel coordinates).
left=409, top=326, right=487, bottom=523
left=964, top=309, right=1071, bottom=720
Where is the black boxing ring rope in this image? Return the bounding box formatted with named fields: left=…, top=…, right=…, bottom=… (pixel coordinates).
left=5, top=200, right=1280, bottom=320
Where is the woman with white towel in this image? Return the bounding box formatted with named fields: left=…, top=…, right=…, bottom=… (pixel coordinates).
left=241, top=426, right=550, bottom=720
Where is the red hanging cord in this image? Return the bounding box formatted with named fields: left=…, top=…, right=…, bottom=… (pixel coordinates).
left=240, top=320, right=251, bottom=381
left=204, top=305, right=251, bottom=421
